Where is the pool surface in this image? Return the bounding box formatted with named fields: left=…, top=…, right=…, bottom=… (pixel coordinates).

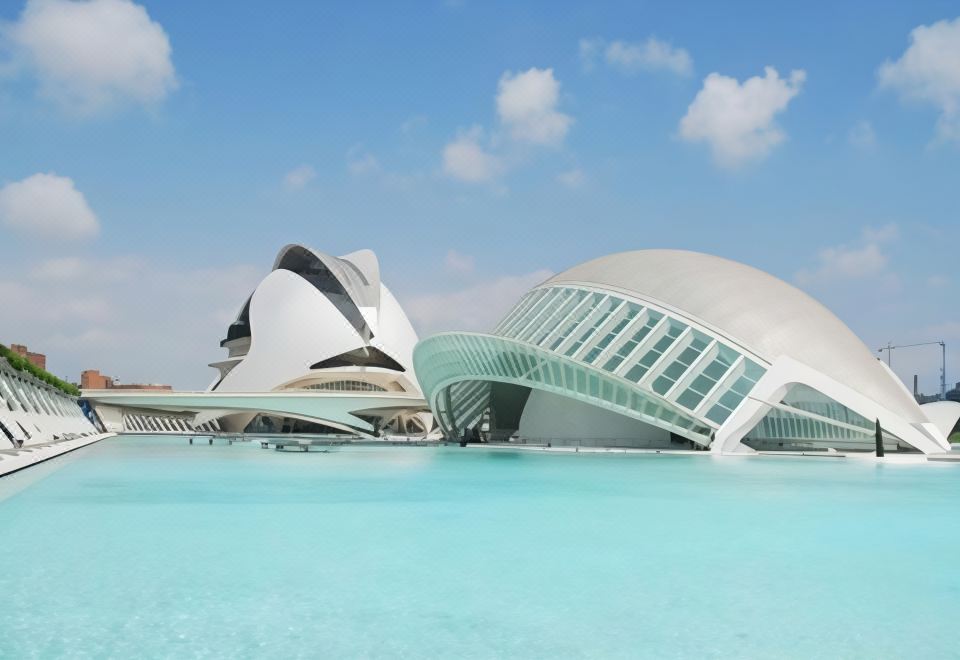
left=1, top=436, right=958, bottom=658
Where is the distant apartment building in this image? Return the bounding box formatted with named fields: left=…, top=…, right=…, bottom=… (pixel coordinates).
left=81, top=369, right=171, bottom=391
left=10, top=344, right=47, bottom=371
left=80, top=370, right=112, bottom=389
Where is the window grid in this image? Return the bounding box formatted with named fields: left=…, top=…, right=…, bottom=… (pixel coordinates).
left=508, top=288, right=563, bottom=341
left=603, top=312, right=665, bottom=374
left=564, top=296, right=619, bottom=358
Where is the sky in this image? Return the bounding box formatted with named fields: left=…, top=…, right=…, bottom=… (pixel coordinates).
left=0, top=0, right=957, bottom=392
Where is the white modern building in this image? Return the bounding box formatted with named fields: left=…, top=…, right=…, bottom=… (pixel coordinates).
left=87, top=244, right=430, bottom=438
left=413, top=250, right=952, bottom=454
left=0, top=357, right=98, bottom=447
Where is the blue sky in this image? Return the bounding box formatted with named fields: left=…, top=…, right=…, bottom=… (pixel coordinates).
left=0, top=0, right=957, bottom=391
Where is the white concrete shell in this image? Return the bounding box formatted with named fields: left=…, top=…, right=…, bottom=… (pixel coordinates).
left=920, top=400, right=960, bottom=440
left=415, top=250, right=952, bottom=454
left=548, top=250, right=923, bottom=424
left=206, top=244, right=427, bottom=434
left=87, top=244, right=430, bottom=437
left=0, top=359, right=97, bottom=446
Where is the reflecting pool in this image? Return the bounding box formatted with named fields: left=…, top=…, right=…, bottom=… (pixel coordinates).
left=1, top=436, right=958, bottom=658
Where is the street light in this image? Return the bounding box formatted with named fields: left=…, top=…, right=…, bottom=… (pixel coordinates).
left=878, top=340, right=947, bottom=400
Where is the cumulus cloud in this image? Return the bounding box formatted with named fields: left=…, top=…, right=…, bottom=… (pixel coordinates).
left=496, top=68, right=572, bottom=146
left=679, top=67, right=806, bottom=168
left=442, top=126, right=503, bottom=183
left=283, top=165, right=316, bottom=190
left=0, top=172, right=99, bottom=239
left=1, top=255, right=262, bottom=387
left=557, top=168, right=585, bottom=188
left=442, top=68, right=572, bottom=183
left=796, top=224, right=899, bottom=285
left=443, top=249, right=475, bottom=274
left=580, top=37, right=692, bottom=77
left=1, top=0, right=177, bottom=114
left=402, top=269, right=554, bottom=336
left=878, top=17, right=960, bottom=142
left=848, top=120, right=877, bottom=149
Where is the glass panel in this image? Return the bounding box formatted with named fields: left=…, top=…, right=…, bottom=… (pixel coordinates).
left=528, top=289, right=583, bottom=345
left=719, top=390, right=744, bottom=410
left=706, top=404, right=732, bottom=425
left=513, top=288, right=564, bottom=342
left=624, top=363, right=648, bottom=382
left=663, top=361, right=687, bottom=380
left=564, top=296, right=618, bottom=357
left=651, top=376, right=673, bottom=395
left=676, top=389, right=703, bottom=410
left=549, top=293, right=603, bottom=351
left=688, top=374, right=715, bottom=395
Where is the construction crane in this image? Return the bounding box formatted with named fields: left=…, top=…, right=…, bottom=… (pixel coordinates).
left=878, top=340, right=947, bottom=400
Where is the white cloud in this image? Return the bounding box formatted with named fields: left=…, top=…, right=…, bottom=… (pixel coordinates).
left=606, top=38, right=692, bottom=76
left=442, top=126, right=503, bottom=183
left=0, top=256, right=262, bottom=387
left=496, top=68, right=572, bottom=146
left=557, top=168, right=585, bottom=188
left=29, top=256, right=95, bottom=281
left=442, top=68, right=572, bottom=184
left=347, top=148, right=381, bottom=176
left=402, top=269, right=553, bottom=336
left=848, top=120, right=877, bottom=149
left=0, top=172, right=99, bottom=239
left=2, top=0, right=177, bottom=114
left=878, top=17, right=960, bottom=142
left=796, top=224, right=898, bottom=284
left=580, top=37, right=692, bottom=76
left=679, top=67, right=806, bottom=168
left=927, top=274, right=950, bottom=288
left=443, top=249, right=475, bottom=274
left=283, top=165, right=316, bottom=190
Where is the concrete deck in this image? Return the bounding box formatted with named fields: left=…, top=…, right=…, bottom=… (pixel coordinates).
left=0, top=433, right=114, bottom=477
left=467, top=442, right=960, bottom=463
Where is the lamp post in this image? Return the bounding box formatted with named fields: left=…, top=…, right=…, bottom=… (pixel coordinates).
left=878, top=340, right=947, bottom=400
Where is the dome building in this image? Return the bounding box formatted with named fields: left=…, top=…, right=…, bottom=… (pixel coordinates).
left=413, top=250, right=951, bottom=454
left=208, top=244, right=429, bottom=434
left=85, top=244, right=430, bottom=438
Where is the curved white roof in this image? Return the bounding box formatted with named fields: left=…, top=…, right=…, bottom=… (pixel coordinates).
left=547, top=249, right=925, bottom=423
left=212, top=244, right=421, bottom=395
left=920, top=400, right=960, bottom=439
left=272, top=244, right=381, bottom=311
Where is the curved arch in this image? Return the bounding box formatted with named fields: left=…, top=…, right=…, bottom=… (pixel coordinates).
left=414, top=332, right=713, bottom=445
left=713, top=356, right=951, bottom=454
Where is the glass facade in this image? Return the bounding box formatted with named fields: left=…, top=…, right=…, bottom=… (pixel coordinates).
left=493, top=285, right=767, bottom=421
left=301, top=380, right=387, bottom=393
left=415, top=280, right=937, bottom=453
left=414, top=283, right=779, bottom=446
left=415, top=333, right=713, bottom=442
left=744, top=384, right=881, bottom=449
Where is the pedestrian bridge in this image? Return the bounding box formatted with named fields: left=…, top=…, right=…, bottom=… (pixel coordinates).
left=82, top=389, right=428, bottom=437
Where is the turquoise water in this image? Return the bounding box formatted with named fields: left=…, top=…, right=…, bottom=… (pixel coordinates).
left=1, top=437, right=959, bottom=658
